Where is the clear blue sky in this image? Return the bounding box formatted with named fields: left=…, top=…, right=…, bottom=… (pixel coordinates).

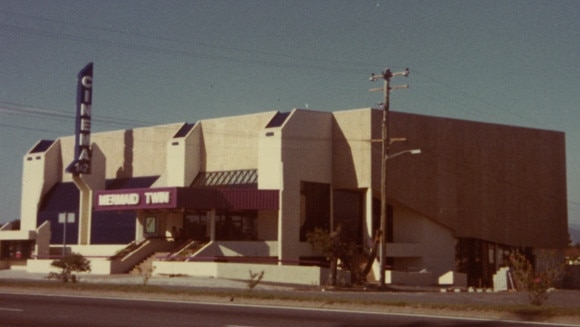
left=1, top=1, right=579, bottom=240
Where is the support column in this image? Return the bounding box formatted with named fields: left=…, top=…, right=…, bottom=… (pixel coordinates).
left=135, top=213, right=144, bottom=243
left=364, top=188, right=374, bottom=250
left=209, top=209, right=216, bottom=241
left=72, top=174, right=92, bottom=245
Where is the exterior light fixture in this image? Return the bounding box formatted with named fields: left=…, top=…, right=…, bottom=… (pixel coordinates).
left=386, top=148, right=422, bottom=160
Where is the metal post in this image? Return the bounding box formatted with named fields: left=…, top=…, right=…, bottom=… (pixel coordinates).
left=59, top=212, right=75, bottom=257
left=59, top=212, right=67, bottom=257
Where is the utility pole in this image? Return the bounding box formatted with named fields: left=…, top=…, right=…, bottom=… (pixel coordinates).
left=370, top=67, right=409, bottom=288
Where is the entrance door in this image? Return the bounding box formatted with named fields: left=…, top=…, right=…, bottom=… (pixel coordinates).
left=184, top=212, right=209, bottom=242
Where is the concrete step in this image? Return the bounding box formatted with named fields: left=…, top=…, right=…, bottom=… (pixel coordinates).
left=129, top=252, right=169, bottom=275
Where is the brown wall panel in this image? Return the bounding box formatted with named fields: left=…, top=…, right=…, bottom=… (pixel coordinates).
left=384, top=111, right=567, bottom=248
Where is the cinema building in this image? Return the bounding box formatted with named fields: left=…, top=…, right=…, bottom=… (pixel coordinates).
left=0, top=108, right=569, bottom=287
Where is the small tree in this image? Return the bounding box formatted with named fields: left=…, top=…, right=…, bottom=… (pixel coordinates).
left=136, top=265, right=156, bottom=286
left=307, top=224, right=358, bottom=287
left=247, top=270, right=265, bottom=291
left=49, top=253, right=91, bottom=283
left=509, top=251, right=564, bottom=305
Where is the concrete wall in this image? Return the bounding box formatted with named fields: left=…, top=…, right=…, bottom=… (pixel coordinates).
left=332, top=108, right=375, bottom=189
left=59, top=136, right=106, bottom=191
left=66, top=244, right=127, bottom=257
left=35, top=221, right=51, bottom=258
left=27, top=258, right=113, bottom=275
left=194, top=241, right=278, bottom=258
left=154, top=261, right=347, bottom=286
left=0, top=230, right=35, bottom=241
left=439, top=271, right=468, bottom=287
left=258, top=119, right=283, bottom=190
left=60, top=123, right=183, bottom=183
left=332, top=108, right=380, bottom=255
left=27, top=259, right=60, bottom=274
left=20, top=140, right=62, bottom=232
left=386, top=270, right=433, bottom=286
left=201, top=112, right=276, bottom=172
left=388, top=111, right=568, bottom=248
left=277, top=109, right=333, bottom=263
left=392, top=205, right=456, bottom=283
left=164, top=123, right=201, bottom=187
left=257, top=114, right=284, bottom=255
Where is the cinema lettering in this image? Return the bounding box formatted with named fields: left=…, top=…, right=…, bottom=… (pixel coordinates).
left=98, top=193, right=140, bottom=206
left=66, top=62, right=94, bottom=175
left=94, top=188, right=176, bottom=210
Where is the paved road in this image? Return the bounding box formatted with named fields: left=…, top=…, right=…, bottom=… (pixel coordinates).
left=1, top=270, right=579, bottom=325
left=0, top=292, right=569, bottom=327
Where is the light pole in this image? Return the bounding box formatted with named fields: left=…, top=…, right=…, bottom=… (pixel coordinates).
left=370, top=67, right=410, bottom=288
left=375, top=148, right=421, bottom=287
left=387, top=149, right=421, bottom=160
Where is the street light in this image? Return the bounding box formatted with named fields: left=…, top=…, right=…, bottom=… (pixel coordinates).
left=379, top=148, right=421, bottom=288
left=386, top=149, right=421, bottom=160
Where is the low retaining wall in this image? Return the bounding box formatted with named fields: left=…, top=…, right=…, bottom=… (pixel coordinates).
left=386, top=270, right=433, bottom=286
left=154, top=261, right=350, bottom=286
left=26, top=258, right=114, bottom=275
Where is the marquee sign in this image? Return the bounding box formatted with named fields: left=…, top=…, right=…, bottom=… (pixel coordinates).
left=93, top=187, right=280, bottom=211
left=66, top=62, right=93, bottom=175
left=94, top=188, right=178, bottom=211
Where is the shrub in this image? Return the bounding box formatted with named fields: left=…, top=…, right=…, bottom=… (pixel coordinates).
left=48, top=253, right=91, bottom=283
left=509, top=251, right=564, bottom=305
left=136, top=265, right=156, bottom=286
left=247, top=270, right=264, bottom=291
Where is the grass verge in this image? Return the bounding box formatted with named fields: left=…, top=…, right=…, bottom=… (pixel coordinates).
left=1, top=279, right=579, bottom=321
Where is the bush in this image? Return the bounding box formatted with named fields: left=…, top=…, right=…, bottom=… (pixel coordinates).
left=247, top=270, right=264, bottom=291
left=48, top=253, right=91, bottom=283
left=509, top=251, right=564, bottom=305
left=136, top=265, right=156, bottom=286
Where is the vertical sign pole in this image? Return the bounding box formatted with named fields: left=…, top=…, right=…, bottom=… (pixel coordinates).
left=59, top=213, right=66, bottom=257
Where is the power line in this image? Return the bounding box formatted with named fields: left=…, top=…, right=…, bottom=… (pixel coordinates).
left=2, top=10, right=574, bottom=141
left=0, top=9, right=374, bottom=73
left=0, top=102, right=155, bottom=128
left=0, top=18, right=370, bottom=76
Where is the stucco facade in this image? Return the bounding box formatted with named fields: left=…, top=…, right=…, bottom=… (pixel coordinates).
left=0, top=108, right=568, bottom=287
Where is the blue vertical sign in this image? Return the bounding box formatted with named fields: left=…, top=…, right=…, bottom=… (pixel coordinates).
left=66, top=62, right=93, bottom=175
